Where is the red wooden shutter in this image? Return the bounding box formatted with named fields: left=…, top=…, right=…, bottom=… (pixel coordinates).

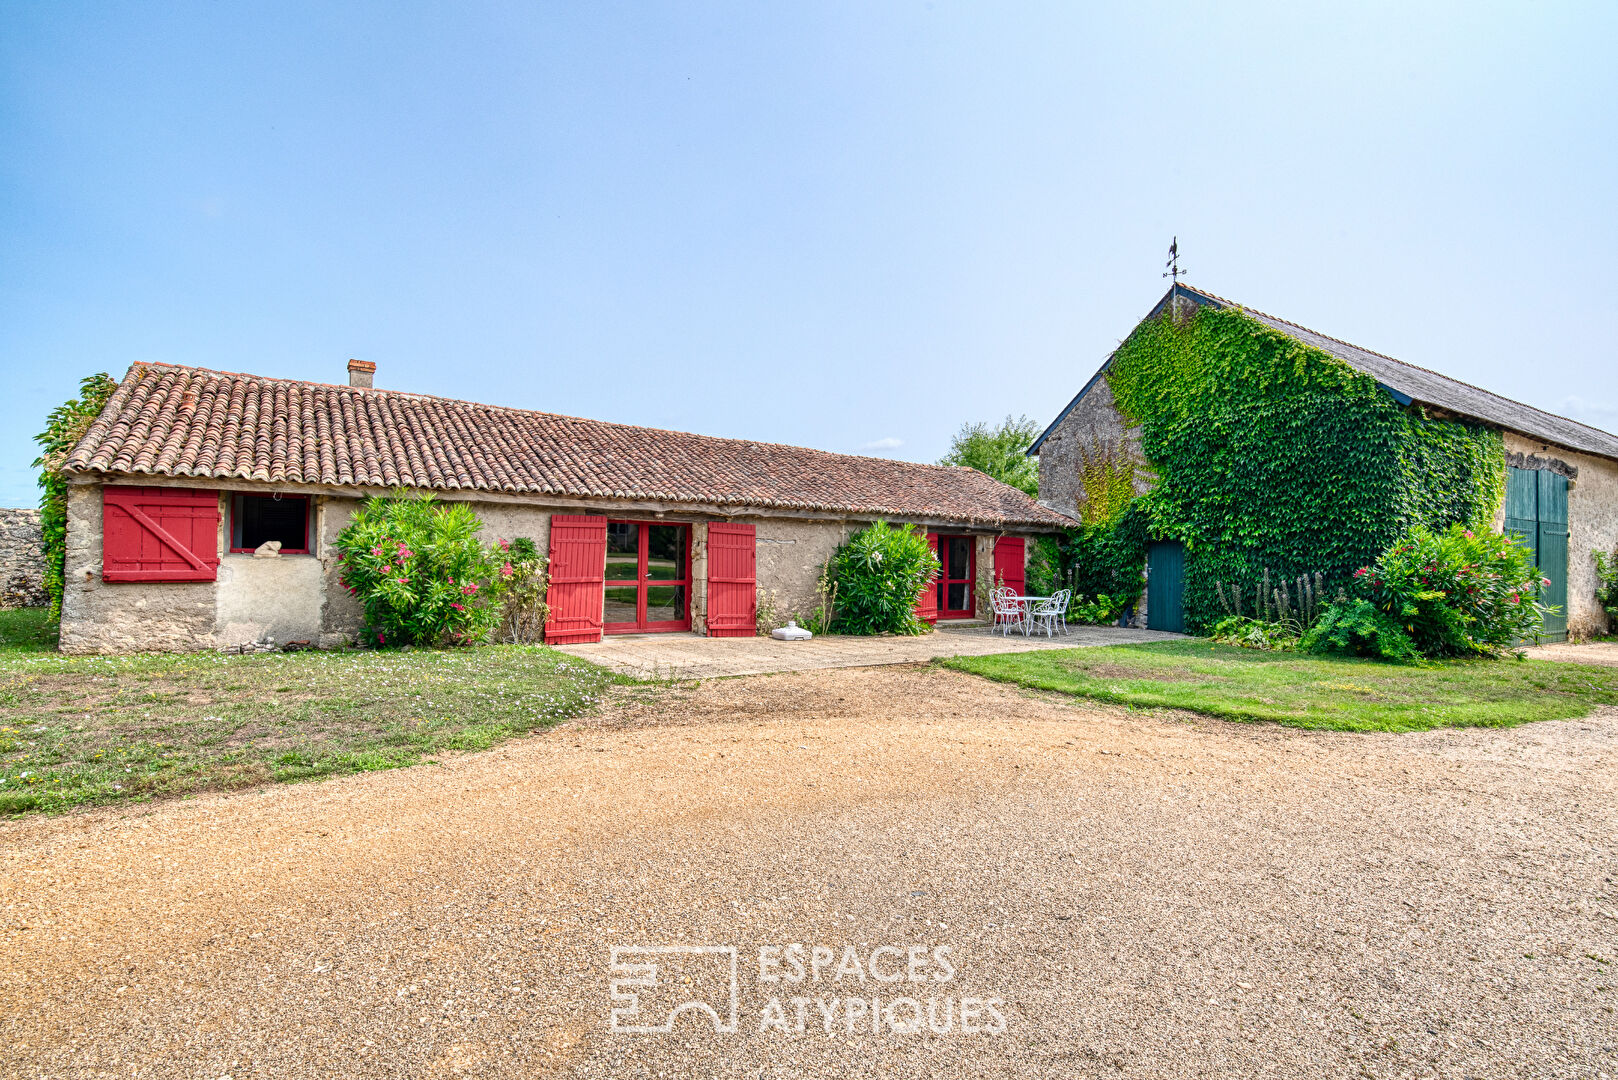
left=544, top=515, right=607, bottom=644
left=993, top=536, right=1026, bottom=595
left=706, top=522, right=757, bottom=637
left=915, top=531, right=940, bottom=624
left=102, top=486, right=220, bottom=582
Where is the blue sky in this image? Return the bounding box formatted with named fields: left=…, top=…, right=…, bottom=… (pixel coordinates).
left=3, top=1, right=1614, bottom=506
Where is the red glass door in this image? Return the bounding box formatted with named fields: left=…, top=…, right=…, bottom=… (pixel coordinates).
left=604, top=522, right=692, bottom=633
left=936, top=534, right=976, bottom=619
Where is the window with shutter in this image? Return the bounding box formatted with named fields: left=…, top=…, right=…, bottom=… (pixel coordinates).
left=102, top=486, right=221, bottom=582
left=706, top=522, right=757, bottom=637
left=544, top=515, right=608, bottom=644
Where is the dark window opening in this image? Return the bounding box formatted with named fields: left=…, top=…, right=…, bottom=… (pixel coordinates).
left=231, top=494, right=311, bottom=554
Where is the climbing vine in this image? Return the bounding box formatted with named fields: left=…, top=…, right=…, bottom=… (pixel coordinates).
left=33, top=373, right=119, bottom=620
left=1099, top=305, right=1503, bottom=632
left=1074, top=435, right=1138, bottom=526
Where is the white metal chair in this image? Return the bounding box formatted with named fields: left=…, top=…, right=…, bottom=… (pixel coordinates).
left=991, top=586, right=1026, bottom=636
left=1028, top=593, right=1065, bottom=638
left=1051, top=589, right=1072, bottom=634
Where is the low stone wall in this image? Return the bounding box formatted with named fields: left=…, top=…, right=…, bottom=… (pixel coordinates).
left=0, top=508, right=48, bottom=609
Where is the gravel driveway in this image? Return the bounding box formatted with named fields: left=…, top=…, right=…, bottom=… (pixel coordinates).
left=3, top=665, right=1616, bottom=1078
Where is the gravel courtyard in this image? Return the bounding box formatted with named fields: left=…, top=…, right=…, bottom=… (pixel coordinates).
left=3, top=664, right=1616, bottom=1078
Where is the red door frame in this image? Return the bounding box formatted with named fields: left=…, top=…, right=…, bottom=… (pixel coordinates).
left=604, top=520, right=693, bottom=634
left=934, top=533, right=977, bottom=619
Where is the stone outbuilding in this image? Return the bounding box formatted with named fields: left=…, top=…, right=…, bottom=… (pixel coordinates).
left=1032, top=284, right=1618, bottom=641
left=56, top=361, right=1069, bottom=653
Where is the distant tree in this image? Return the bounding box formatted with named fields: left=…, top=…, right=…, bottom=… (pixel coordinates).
left=938, top=415, right=1040, bottom=496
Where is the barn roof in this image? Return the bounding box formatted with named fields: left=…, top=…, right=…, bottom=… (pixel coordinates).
left=1031, top=283, right=1618, bottom=462
left=65, top=363, right=1072, bottom=529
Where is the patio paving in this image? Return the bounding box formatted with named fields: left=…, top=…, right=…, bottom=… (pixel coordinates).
left=554, top=622, right=1184, bottom=678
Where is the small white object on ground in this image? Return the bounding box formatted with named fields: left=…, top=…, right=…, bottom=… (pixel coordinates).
left=253, top=540, right=282, bottom=558
left=771, top=620, right=813, bottom=641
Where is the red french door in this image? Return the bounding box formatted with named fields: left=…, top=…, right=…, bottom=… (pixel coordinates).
left=935, top=534, right=976, bottom=619
left=604, top=521, right=692, bottom=633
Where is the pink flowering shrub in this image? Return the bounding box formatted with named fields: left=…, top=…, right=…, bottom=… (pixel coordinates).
left=334, top=491, right=507, bottom=646
left=1305, top=524, right=1551, bottom=660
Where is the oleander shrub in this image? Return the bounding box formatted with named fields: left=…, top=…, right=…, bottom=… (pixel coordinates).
left=1303, top=524, right=1550, bottom=661
left=830, top=520, right=940, bottom=636
left=335, top=492, right=509, bottom=647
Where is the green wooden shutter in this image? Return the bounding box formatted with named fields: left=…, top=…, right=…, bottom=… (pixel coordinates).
left=1536, top=470, right=1569, bottom=643
left=1505, top=466, right=1538, bottom=562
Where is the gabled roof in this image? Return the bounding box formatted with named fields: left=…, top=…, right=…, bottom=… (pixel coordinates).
left=64, top=363, right=1072, bottom=529
left=1031, top=283, right=1618, bottom=462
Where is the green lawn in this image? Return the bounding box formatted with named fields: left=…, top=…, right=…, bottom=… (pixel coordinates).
left=0, top=608, right=627, bottom=815
left=944, top=641, right=1618, bottom=732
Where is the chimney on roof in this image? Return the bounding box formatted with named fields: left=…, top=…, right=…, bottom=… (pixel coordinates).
left=347, top=358, right=375, bottom=389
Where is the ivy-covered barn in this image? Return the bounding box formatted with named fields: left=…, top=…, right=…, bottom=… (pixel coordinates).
left=1030, top=284, right=1618, bottom=641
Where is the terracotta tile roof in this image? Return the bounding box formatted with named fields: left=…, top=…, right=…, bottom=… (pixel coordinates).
left=65, top=364, right=1072, bottom=529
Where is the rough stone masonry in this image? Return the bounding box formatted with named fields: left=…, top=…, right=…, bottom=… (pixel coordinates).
left=0, top=507, right=48, bottom=608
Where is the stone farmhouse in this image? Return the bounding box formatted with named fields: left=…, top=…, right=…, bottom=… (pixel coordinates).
left=57, top=361, right=1069, bottom=653
left=1031, top=284, right=1618, bottom=640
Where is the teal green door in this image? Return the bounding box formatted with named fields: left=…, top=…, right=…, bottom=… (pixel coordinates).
left=1505, top=466, right=1568, bottom=643
left=1146, top=541, right=1185, bottom=633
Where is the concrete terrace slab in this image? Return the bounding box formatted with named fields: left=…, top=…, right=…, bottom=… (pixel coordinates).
left=553, top=624, right=1185, bottom=679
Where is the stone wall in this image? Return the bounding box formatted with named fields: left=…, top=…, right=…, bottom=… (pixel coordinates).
left=60, top=483, right=219, bottom=654
left=752, top=517, right=855, bottom=628
left=1502, top=432, right=1618, bottom=639
left=0, top=508, right=48, bottom=608
left=1033, top=374, right=1151, bottom=520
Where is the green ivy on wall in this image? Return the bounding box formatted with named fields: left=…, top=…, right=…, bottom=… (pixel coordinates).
left=33, top=373, right=119, bottom=620
left=1101, top=305, right=1503, bottom=632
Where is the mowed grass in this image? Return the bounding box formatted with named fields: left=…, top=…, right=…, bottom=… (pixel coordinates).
left=945, top=641, right=1618, bottom=732
left=0, top=608, right=629, bottom=815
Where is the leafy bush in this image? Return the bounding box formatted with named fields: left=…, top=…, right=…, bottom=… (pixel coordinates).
left=335, top=492, right=509, bottom=647
left=1211, top=616, right=1301, bottom=651
left=1303, top=524, right=1550, bottom=661
left=33, top=373, right=118, bottom=619
left=1595, top=548, right=1618, bottom=630
left=496, top=537, right=549, bottom=644
left=830, top=521, right=939, bottom=636
left=1025, top=535, right=1063, bottom=597
left=1066, top=506, right=1149, bottom=609
left=1069, top=593, right=1127, bottom=625
left=1300, top=598, right=1420, bottom=663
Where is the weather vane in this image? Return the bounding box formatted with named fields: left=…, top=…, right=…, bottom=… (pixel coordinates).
left=1162, top=236, right=1183, bottom=287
